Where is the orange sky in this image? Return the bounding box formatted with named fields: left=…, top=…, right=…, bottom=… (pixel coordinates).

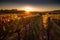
left=0, top=5, right=60, bottom=12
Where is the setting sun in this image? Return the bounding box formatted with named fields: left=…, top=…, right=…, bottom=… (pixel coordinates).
left=24, top=7, right=34, bottom=12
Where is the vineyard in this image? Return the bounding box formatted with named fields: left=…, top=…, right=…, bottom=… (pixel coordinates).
left=0, top=13, right=60, bottom=40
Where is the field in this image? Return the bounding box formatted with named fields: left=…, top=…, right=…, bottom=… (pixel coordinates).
left=0, top=13, right=60, bottom=40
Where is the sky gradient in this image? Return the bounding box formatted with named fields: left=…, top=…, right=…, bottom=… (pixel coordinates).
left=0, top=0, right=60, bottom=11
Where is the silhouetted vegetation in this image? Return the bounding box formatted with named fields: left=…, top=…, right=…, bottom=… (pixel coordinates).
left=0, top=9, right=60, bottom=40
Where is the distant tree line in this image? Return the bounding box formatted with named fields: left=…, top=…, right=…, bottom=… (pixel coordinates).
left=0, top=9, right=60, bottom=14
left=0, top=9, right=25, bottom=14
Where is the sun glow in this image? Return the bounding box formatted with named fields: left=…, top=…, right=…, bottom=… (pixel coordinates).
left=24, top=7, right=34, bottom=12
